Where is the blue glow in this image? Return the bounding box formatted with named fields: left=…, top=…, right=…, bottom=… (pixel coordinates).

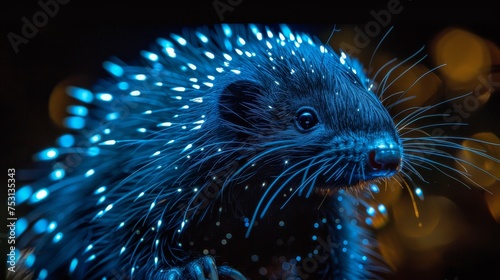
left=313, top=222, right=319, bottom=228
left=103, top=129, right=111, bottom=134
left=53, top=232, right=63, bottom=243
left=366, top=207, right=375, bottom=216
left=415, top=187, right=424, bottom=200
left=67, top=86, right=93, bottom=103
left=102, top=140, right=116, bottom=145
left=171, top=34, right=187, bottom=46
left=280, top=24, right=293, bottom=40
left=296, top=256, right=301, bottom=262
left=57, top=134, right=75, bottom=147
left=120, top=247, right=126, bottom=255
left=67, top=105, right=88, bottom=117
left=90, top=134, right=101, bottom=143
left=85, top=244, right=93, bottom=252
left=134, top=74, right=146, bottom=81
left=378, top=204, right=387, bottom=214
left=31, top=188, right=49, bottom=203
left=117, top=82, right=129, bottom=90
left=33, top=219, right=48, bottom=233
left=86, top=254, right=96, bottom=262
left=47, top=221, right=57, bottom=232
left=336, top=224, right=342, bottom=230
left=140, top=50, right=159, bottom=61
left=370, top=184, right=380, bottom=193
left=39, top=269, right=48, bottom=280
left=237, top=37, right=246, bottom=46
left=196, top=31, right=209, bottom=43
left=17, top=186, right=32, bottom=204
left=224, top=39, right=232, bottom=51
left=49, top=169, right=65, bottom=180
left=35, top=148, right=58, bottom=161
left=205, top=51, right=215, bottom=59
left=16, top=218, right=28, bottom=236
left=97, top=196, right=106, bottom=204
left=96, top=93, right=113, bottom=102
left=87, top=147, right=100, bottom=156
left=69, top=258, right=78, bottom=273
left=94, top=186, right=106, bottom=194
left=25, top=254, right=35, bottom=268
left=106, top=112, right=120, bottom=120
left=362, top=239, right=369, bottom=245
left=222, top=24, right=232, bottom=37
left=85, top=169, right=95, bottom=178
left=102, top=61, right=124, bottom=77
left=64, top=116, right=86, bottom=129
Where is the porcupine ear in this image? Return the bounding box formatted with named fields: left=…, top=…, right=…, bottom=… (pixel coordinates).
left=219, top=80, right=264, bottom=130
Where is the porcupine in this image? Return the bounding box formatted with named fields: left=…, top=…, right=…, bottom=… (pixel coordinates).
left=11, top=24, right=499, bottom=280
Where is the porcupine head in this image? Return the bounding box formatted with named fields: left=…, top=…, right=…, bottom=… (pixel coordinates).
left=14, top=24, right=402, bottom=280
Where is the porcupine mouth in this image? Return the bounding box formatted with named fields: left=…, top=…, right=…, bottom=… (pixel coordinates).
left=313, top=146, right=402, bottom=195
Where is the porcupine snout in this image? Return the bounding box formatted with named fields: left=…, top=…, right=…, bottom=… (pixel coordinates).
left=366, top=140, right=402, bottom=177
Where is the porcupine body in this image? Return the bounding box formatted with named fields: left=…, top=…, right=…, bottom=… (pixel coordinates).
left=14, top=24, right=406, bottom=280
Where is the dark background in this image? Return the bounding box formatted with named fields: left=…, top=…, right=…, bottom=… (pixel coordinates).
left=2, top=0, right=500, bottom=279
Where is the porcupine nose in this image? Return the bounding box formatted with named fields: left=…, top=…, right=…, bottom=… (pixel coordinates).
left=366, top=142, right=401, bottom=177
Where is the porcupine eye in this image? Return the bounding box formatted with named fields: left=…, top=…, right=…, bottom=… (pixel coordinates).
left=295, top=107, right=319, bottom=132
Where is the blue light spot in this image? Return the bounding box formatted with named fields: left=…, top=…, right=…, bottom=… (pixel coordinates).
left=237, top=37, right=246, bottom=46
left=196, top=31, right=209, bottom=43
left=365, top=218, right=373, bottom=226
left=342, top=247, right=347, bottom=253
left=31, top=188, right=49, bottom=203
left=362, top=239, right=369, bottom=245
left=171, top=34, right=187, bottom=46
left=49, top=169, right=65, bottom=180
left=89, top=134, right=101, bottom=143
left=96, top=93, right=113, bottom=102
left=85, top=244, right=93, bottom=252
left=378, top=204, right=387, bottom=214
left=140, top=50, right=159, bottom=61
left=87, top=147, right=100, bottom=156
left=64, top=116, right=85, bottom=129
left=94, top=186, right=106, bottom=194
left=57, top=134, right=75, bottom=147
left=313, top=222, right=319, bottom=228
left=117, top=82, right=129, bottom=90
left=336, top=224, right=342, bottom=230
left=69, top=258, right=78, bottom=273
left=97, top=196, right=106, bottom=204
left=67, top=105, right=88, bottom=117
left=39, top=269, right=48, bottom=280
left=205, top=51, right=215, bottom=59
left=137, top=128, right=146, bottom=133
left=25, top=254, right=35, bottom=268
left=367, top=207, right=375, bottom=216
left=86, top=254, right=96, bottom=262
left=120, top=247, right=126, bottom=255
left=134, top=74, right=146, bottom=80
left=105, top=112, right=120, bottom=120
left=85, top=169, right=95, bottom=178
left=118, top=222, right=125, bottom=228
left=415, top=187, right=424, bottom=200
left=221, top=24, right=232, bottom=37
left=295, top=256, right=301, bottom=262
left=17, top=186, right=32, bottom=204
left=16, top=218, right=28, bottom=236
left=343, top=240, right=348, bottom=245
left=103, top=128, right=111, bottom=134
left=362, top=255, right=367, bottom=261
left=53, top=232, right=63, bottom=243
left=102, top=61, right=124, bottom=77
left=67, top=86, right=93, bottom=103
left=102, top=140, right=116, bottom=145
left=33, top=219, right=48, bottom=233
left=337, top=195, right=343, bottom=202
left=47, top=221, right=57, bottom=232
left=370, top=184, right=380, bottom=193
left=312, top=235, right=317, bottom=241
